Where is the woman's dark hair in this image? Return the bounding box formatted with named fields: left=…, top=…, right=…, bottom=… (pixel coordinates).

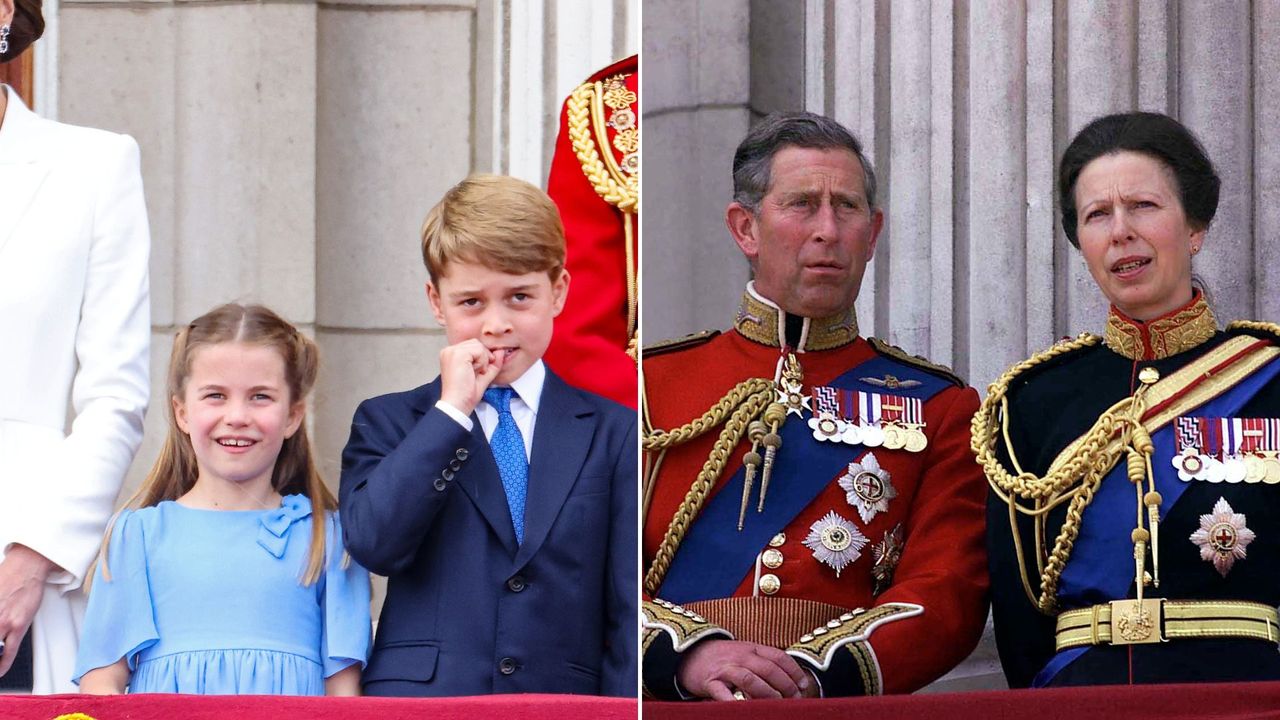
left=1, top=0, right=45, bottom=63
left=1058, top=112, right=1220, bottom=248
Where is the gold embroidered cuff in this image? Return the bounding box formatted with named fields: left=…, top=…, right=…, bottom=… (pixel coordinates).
left=785, top=601, right=923, bottom=692
left=643, top=598, right=733, bottom=652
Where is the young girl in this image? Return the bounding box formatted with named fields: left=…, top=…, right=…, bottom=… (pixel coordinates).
left=73, top=303, right=370, bottom=695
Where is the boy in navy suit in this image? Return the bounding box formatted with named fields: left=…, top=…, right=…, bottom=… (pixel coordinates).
left=339, top=175, right=638, bottom=697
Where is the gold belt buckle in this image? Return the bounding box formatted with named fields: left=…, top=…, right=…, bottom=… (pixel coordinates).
left=1109, top=599, right=1164, bottom=645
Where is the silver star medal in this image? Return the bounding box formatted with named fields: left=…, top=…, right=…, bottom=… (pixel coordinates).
left=803, top=510, right=868, bottom=577
left=838, top=452, right=897, bottom=524
left=1189, top=497, right=1256, bottom=577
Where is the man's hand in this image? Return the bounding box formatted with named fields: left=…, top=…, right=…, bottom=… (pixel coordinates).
left=677, top=639, right=814, bottom=701
left=0, top=544, right=57, bottom=678
left=438, top=339, right=507, bottom=415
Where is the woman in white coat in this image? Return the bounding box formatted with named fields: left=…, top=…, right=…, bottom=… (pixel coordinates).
left=0, top=0, right=150, bottom=693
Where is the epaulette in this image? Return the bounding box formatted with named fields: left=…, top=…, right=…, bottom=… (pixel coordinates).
left=868, top=337, right=966, bottom=387
left=1227, top=320, right=1280, bottom=343
left=643, top=329, right=720, bottom=358
left=995, top=333, right=1103, bottom=389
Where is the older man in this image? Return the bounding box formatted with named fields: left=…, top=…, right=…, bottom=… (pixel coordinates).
left=641, top=112, right=986, bottom=700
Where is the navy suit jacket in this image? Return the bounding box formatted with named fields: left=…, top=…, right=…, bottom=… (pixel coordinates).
left=339, top=368, right=637, bottom=697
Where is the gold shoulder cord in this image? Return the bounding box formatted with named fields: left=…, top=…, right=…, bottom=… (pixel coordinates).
left=567, top=76, right=639, bottom=361
left=974, top=332, right=1280, bottom=614
left=642, top=353, right=811, bottom=596
left=642, top=377, right=775, bottom=596
left=971, top=333, right=1160, bottom=613
left=1229, top=320, right=1280, bottom=338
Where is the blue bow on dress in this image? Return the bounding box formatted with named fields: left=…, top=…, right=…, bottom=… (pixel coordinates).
left=256, top=495, right=313, bottom=558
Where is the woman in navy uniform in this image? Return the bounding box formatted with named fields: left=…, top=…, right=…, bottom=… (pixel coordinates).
left=976, top=112, right=1280, bottom=687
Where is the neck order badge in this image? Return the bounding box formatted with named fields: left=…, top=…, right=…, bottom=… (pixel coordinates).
left=484, top=386, right=529, bottom=543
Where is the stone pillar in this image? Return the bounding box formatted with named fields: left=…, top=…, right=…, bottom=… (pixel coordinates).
left=641, top=0, right=752, bottom=342
left=52, top=0, right=635, bottom=498
left=645, top=0, right=1274, bottom=392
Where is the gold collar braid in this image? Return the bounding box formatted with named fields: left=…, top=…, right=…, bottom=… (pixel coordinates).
left=734, top=284, right=859, bottom=351
left=1104, top=292, right=1216, bottom=361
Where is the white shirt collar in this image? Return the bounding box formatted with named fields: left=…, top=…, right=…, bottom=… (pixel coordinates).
left=496, top=359, right=545, bottom=415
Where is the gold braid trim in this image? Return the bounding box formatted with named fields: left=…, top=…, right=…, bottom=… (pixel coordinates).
left=785, top=602, right=922, bottom=685
left=567, top=80, right=638, bottom=212
left=567, top=78, right=639, bottom=357
left=643, top=378, right=774, bottom=450
left=847, top=641, right=880, bottom=696
left=1228, top=320, right=1280, bottom=339
left=643, top=598, right=733, bottom=653
left=643, top=379, right=776, bottom=596
left=974, top=333, right=1280, bottom=613
left=972, top=333, right=1122, bottom=612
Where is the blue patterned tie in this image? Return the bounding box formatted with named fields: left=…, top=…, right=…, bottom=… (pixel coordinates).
left=483, top=386, right=528, bottom=543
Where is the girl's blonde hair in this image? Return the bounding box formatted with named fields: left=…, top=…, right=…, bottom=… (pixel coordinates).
left=100, top=303, right=336, bottom=586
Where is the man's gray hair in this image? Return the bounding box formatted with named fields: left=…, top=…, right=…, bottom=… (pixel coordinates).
left=732, top=111, right=878, bottom=213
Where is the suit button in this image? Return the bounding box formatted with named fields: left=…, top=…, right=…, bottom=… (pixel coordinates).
left=442, top=468, right=454, bottom=481
left=499, top=657, right=517, bottom=675
left=449, top=459, right=462, bottom=471
left=507, top=575, right=526, bottom=592
left=457, top=448, right=470, bottom=461
left=433, top=478, right=447, bottom=491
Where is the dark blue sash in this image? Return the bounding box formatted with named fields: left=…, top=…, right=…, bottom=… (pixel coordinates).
left=658, top=356, right=952, bottom=604
left=1035, top=354, right=1280, bottom=686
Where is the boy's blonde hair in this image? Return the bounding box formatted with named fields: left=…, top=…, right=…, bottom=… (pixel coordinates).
left=97, top=304, right=337, bottom=587
left=421, top=174, right=566, bottom=284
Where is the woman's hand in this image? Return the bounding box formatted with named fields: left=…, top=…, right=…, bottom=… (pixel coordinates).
left=0, top=544, right=57, bottom=678
left=324, top=663, right=362, bottom=696
left=79, top=658, right=129, bottom=694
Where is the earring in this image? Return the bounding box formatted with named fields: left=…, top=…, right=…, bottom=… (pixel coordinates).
left=0, top=25, right=10, bottom=57
left=1191, top=244, right=1201, bottom=256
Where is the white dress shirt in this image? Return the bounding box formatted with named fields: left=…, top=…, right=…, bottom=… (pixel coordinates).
left=435, top=360, right=545, bottom=460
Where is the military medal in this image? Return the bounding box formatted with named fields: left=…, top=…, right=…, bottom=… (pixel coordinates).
left=903, top=426, right=928, bottom=452
left=1223, top=458, right=1248, bottom=484
left=859, top=423, right=884, bottom=448
left=777, top=375, right=809, bottom=417
left=860, top=391, right=926, bottom=453
left=1174, top=416, right=1280, bottom=484
left=871, top=524, right=905, bottom=596
left=1189, top=497, right=1255, bottom=577
left=1263, top=452, right=1280, bottom=485
left=881, top=423, right=906, bottom=450
left=837, top=452, right=897, bottom=524
left=1244, top=454, right=1267, bottom=483
left=807, top=386, right=846, bottom=442
left=803, top=511, right=868, bottom=577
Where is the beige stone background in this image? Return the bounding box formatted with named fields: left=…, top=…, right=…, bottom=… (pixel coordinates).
left=643, top=0, right=1280, bottom=693
left=36, top=0, right=636, bottom=611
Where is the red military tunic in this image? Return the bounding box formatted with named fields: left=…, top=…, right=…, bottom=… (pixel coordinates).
left=544, top=55, right=638, bottom=408
left=641, top=286, right=988, bottom=698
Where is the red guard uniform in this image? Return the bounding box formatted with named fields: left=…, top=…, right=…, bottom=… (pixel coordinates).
left=641, top=285, right=988, bottom=698
left=544, top=55, right=638, bottom=408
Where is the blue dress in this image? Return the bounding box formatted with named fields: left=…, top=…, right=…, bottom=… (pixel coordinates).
left=73, top=495, right=371, bottom=694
